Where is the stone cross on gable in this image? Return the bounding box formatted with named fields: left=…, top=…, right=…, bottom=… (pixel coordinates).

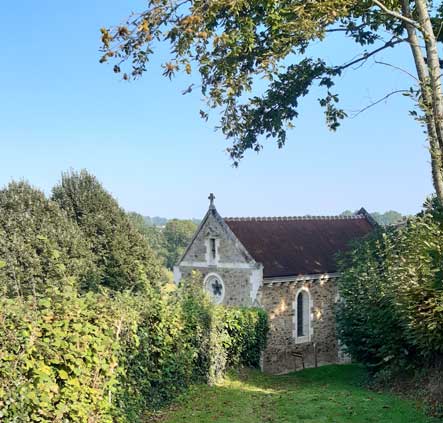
left=208, top=193, right=216, bottom=209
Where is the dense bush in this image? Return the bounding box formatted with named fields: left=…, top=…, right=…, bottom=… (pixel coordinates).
left=116, top=274, right=268, bottom=420
left=0, top=284, right=121, bottom=422
left=337, top=210, right=443, bottom=372
left=52, top=170, right=164, bottom=293
left=0, top=181, right=97, bottom=297
left=0, top=173, right=268, bottom=422
left=224, top=306, right=269, bottom=369
left=0, top=273, right=268, bottom=422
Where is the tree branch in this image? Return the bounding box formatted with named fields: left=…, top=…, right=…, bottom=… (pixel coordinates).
left=325, top=23, right=368, bottom=33
left=374, top=60, right=419, bottom=81
left=350, top=89, right=410, bottom=118
left=337, top=38, right=405, bottom=72
left=372, top=0, right=421, bottom=29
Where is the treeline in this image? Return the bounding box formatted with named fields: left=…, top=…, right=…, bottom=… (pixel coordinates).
left=0, top=170, right=268, bottom=422
left=140, top=216, right=200, bottom=227
left=337, top=198, right=443, bottom=415
left=340, top=210, right=404, bottom=226
left=127, top=213, right=197, bottom=270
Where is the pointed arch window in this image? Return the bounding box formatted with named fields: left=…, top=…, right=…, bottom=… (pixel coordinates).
left=294, top=288, right=312, bottom=343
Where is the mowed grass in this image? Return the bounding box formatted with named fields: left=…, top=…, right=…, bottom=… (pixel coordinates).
left=145, top=364, right=439, bottom=423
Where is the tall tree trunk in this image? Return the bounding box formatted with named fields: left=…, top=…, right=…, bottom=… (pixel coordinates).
left=415, top=0, right=443, bottom=151
left=401, top=0, right=443, bottom=204
left=429, top=137, right=443, bottom=202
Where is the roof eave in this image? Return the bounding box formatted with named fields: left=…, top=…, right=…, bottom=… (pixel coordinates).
left=263, top=272, right=339, bottom=285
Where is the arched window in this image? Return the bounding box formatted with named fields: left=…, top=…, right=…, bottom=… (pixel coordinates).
left=204, top=273, right=225, bottom=304
left=294, top=288, right=311, bottom=343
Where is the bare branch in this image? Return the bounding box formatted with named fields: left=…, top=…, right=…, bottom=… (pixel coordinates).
left=350, top=89, right=410, bottom=118
left=372, top=0, right=421, bottom=29
left=337, top=38, right=405, bottom=72
left=374, top=60, right=419, bottom=81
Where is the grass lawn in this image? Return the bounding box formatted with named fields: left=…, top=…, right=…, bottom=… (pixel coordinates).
left=145, top=364, right=439, bottom=423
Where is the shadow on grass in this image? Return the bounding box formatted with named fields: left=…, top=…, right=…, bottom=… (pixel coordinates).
left=145, top=365, right=439, bottom=423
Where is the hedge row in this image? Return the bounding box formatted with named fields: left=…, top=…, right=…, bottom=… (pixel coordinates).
left=336, top=209, right=443, bottom=372
left=0, top=275, right=268, bottom=422
left=0, top=173, right=268, bottom=422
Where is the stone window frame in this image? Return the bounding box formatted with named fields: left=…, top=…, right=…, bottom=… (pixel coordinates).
left=293, top=287, right=313, bottom=344
left=205, top=237, right=220, bottom=265
left=203, top=272, right=225, bottom=305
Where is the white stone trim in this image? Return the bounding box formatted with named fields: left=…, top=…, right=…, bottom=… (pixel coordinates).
left=264, top=272, right=339, bottom=286
left=249, top=265, right=263, bottom=304
left=203, top=272, right=225, bottom=305
left=204, top=237, right=220, bottom=265
left=293, top=286, right=313, bottom=344
left=173, top=266, right=182, bottom=284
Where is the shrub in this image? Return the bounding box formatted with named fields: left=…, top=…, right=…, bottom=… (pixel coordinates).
left=224, top=307, right=269, bottom=369
left=115, top=289, right=201, bottom=419
left=337, top=211, right=443, bottom=372
left=52, top=170, right=164, bottom=293
left=0, top=181, right=97, bottom=297
left=0, top=272, right=268, bottom=422
left=116, top=275, right=269, bottom=419
left=0, top=284, right=122, bottom=422
left=175, top=273, right=268, bottom=384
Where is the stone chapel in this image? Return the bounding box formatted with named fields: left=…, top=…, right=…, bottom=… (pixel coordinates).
left=173, top=194, right=376, bottom=374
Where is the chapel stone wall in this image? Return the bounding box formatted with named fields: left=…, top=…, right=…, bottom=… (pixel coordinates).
left=179, top=266, right=259, bottom=306
left=177, top=209, right=261, bottom=307
left=260, top=278, right=339, bottom=374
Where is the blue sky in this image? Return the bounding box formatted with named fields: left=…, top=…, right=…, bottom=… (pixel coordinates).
left=0, top=1, right=433, bottom=218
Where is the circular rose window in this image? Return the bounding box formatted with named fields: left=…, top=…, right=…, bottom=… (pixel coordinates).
left=204, top=274, right=225, bottom=304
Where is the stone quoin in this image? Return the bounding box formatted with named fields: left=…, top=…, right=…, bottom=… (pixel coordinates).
left=174, top=194, right=376, bottom=374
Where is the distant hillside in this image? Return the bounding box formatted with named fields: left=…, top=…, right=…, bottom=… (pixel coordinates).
left=143, top=216, right=168, bottom=227
left=143, top=216, right=201, bottom=227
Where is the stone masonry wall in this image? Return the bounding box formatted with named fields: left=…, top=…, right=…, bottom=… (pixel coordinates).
left=260, top=278, right=339, bottom=374
left=182, top=211, right=252, bottom=265
left=177, top=208, right=261, bottom=307
left=179, top=266, right=257, bottom=307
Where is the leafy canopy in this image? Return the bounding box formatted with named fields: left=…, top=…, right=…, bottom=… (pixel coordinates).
left=163, top=219, right=197, bottom=269
left=100, top=0, right=412, bottom=164
left=128, top=212, right=197, bottom=269
left=0, top=181, right=97, bottom=298
left=52, top=170, right=164, bottom=293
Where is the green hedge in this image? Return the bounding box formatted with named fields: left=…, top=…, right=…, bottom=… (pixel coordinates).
left=336, top=210, right=443, bottom=372
left=0, top=181, right=97, bottom=297
left=0, top=284, right=120, bottom=422
left=0, top=275, right=268, bottom=422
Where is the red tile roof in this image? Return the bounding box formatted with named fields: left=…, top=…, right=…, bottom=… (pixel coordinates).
left=225, top=214, right=374, bottom=278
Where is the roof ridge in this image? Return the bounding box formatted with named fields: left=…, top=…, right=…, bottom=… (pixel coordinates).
left=224, top=214, right=366, bottom=222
